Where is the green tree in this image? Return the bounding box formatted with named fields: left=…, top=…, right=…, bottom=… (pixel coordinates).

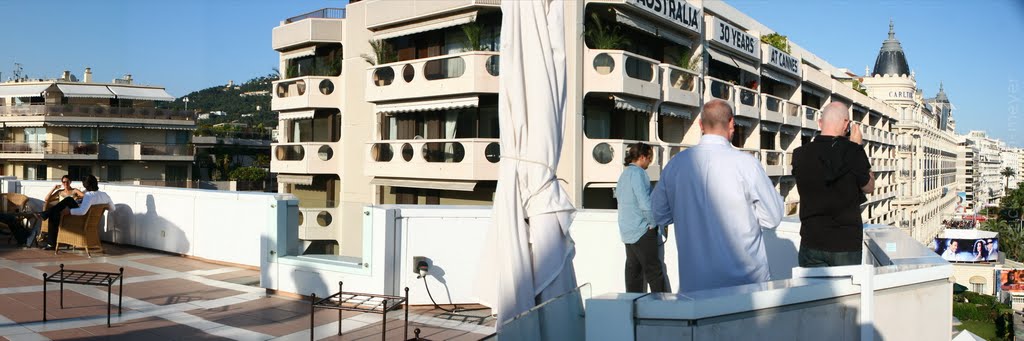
left=229, top=166, right=268, bottom=182
left=1001, top=167, right=1016, bottom=193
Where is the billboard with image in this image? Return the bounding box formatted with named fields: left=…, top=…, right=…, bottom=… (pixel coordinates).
left=998, top=269, right=1024, bottom=293
left=932, top=237, right=998, bottom=262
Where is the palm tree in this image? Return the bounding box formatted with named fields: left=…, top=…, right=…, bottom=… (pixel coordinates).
left=1002, top=167, right=1016, bottom=193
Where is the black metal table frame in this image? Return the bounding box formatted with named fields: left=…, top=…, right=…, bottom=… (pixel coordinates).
left=43, top=264, right=124, bottom=327
left=310, top=281, right=409, bottom=341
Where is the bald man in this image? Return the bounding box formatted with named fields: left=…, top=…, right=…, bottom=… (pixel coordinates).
left=652, top=99, right=783, bottom=293
left=792, top=102, right=874, bottom=267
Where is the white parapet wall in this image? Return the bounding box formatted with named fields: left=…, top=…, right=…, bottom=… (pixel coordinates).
left=13, top=180, right=295, bottom=268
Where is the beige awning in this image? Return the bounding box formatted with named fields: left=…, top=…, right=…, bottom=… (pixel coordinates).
left=56, top=84, right=115, bottom=99
left=613, top=95, right=654, bottom=113
left=0, top=84, right=50, bottom=97
left=374, top=11, right=477, bottom=40
left=370, top=177, right=478, bottom=192
left=278, top=110, right=316, bottom=120
left=734, top=117, right=756, bottom=127
left=375, top=96, right=479, bottom=114
left=707, top=48, right=758, bottom=75
left=281, top=46, right=316, bottom=60
left=107, top=86, right=175, bottom=101
left=2, top=121, right=44, bottom=127
left=277, top=174, right=314, bottom=185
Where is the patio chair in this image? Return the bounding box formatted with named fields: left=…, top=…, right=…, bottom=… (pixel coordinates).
left=0, top=193, right=30, bottom=244
left=54, top=205, right=108, bottom=257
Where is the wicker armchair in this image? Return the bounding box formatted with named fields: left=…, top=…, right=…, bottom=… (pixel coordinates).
left=55, top=205, right=108, bottom=257
left=0, top=193, right=30, bottom=244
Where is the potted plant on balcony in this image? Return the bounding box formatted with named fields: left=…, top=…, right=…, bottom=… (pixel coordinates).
left=585, top=12, right=629, bottom=75
left=760, top=32, right=791, bottom=54
left=673, top=49, right=699, bottom=90
left=460, top=22, right=489, bottom=51
left=362, top=39, right=397, bottom=86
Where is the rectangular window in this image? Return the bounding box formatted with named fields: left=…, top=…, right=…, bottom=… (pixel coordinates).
left=107, top=165, right=122, bottom=182
left=68, top=165, right=93, bottom=181
left=971, top=283, right=985, bottom=293
left=24, top=164, right=47, bottom=180
left=165, top=165, right=188, bottom=181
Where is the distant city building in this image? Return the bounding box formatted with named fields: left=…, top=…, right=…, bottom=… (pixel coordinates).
left=0, top=68, right=195, bottom=184
left=240, top=90, right=271, bottom=97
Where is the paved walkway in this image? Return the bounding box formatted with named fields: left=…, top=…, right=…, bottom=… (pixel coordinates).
left=0, top=242, right=494, bottom=340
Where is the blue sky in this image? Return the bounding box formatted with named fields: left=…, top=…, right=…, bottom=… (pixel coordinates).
left=1, top=1, right=1021, bottom=144
left=728, top=0, right=1024, bottom=145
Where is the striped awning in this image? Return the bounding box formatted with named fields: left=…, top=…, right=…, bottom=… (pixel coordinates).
left=278, top=110, right=316, bottom=120
left=801, top=128, right=818, bottom=136
left=613, top=95, right=655, bottom=113
left=734, top=117, right=756, bottom=127
left=0, top=84, right=50, bottom=97
left=375, top=96, right=479, bottom=114
left=370, top=177, right=478, bottom=192
left=761, top=68, right=798, bottom=87
left=278, top=174, right=314, bottom=185
left=281, top=46, right=316, bottom=60
left=614, top=8, right=693, bottom=48
left=374, top=11, right=477, bottom=40
left=56, top=84, right=115, bottom=99
left=707, top=48, right=757, bottom=75
left=107, top=86, right=175, bottom=101
left=659, top=104, right=693, bottom=119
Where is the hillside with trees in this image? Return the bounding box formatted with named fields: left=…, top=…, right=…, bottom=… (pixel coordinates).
left=158, top=73, right=279, bottom=130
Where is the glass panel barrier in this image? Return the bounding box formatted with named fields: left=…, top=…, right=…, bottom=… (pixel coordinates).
left=481, top=283, right=591, bottom=340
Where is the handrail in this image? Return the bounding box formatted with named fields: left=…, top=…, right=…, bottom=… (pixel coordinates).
left=0, top=105, right=194, bottom=120
left=369, top=51, right=499, bottom=70
left=285, top=8, right=346, bottom=24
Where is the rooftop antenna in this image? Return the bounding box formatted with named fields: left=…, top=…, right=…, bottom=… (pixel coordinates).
left=11, top=62, right=25, bottom=81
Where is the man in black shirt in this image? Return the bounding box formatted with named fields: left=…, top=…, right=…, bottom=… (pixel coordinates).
left=792, top=102, right=875, bottom=267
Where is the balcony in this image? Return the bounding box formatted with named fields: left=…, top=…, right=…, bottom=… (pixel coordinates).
left=785, top=151, right=794, bottom=175
left=801, top=65, right=832, bottom=90
left=0, top=141, right=99, bottom=160
left=297, top=206, right=341, bottom=241
left=584, top=49, right=661, bottom=100
left=802, top=105, right=820, bottom=130
left=760, top=94, right=786, bottom=124
left=659, top=65, right=700, bottom=108
left=734, top=86, right=760, bottom=119
left=137, top=143, right=194, bottom=161
left=782, top=100, right=801, bottom=127
left=583, top=139, right=661, bottom=185
left=272, top=76, right=343, bottom=111
left=365, top=139, right=499, bottom=181
left=365, top=51, right=499, bottom=103
left=271, top=142, right=341, bottom=174
left=0, top=104, right=194, bottom=122
left=703, top=76, right=733, bottom=106
left=272, top=9, right=345, bottom=51
left=762, top=150, right=785, bottom=176
left=657, top=143, right=691, bottom=166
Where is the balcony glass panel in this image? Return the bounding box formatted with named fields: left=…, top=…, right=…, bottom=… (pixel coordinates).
left=709, top=79, right=732, bottom=101
left=422, top=142, right=466, bottom=163
left=738, top=88, right=757, bottom=106
left=423, top=56, right=467, bottom=80
left=276, top=145, right=304, bottom=161
left=624, top=56, right=655, bottom=82
left=140, top=143, right=193, bottom=156
left=765, top=96, right=781, bottom=112
left=667, top=69, right=697, bottom=91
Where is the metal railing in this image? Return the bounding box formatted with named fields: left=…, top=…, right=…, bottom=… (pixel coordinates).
left=0, top=104, right=194, bottom=121
left=0, top=141, right=99, bottom=155
left=285, top=8, right=346, bottom=23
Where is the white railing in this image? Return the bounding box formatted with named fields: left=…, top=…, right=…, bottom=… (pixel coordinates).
left=704, top=76, right=735, bottom=104
left=584, top=49, right=661, bottom=100
left=660, top=64, right=700, bottom=108
left=365, top=138, right=500, bottom=181
left=366, top=51, right=499, bottom=102
left=271, top=141, right=341, bottom=174
left=760, top=93, right=785, bottom=123
left=272, top=75, right=344, bottom=111
left=734, top=85, right=760, bottom=118
left=802, top=105, right=820, bottom=130
left=762, top=150, right=785, bottom=176
left=583, top=139, right=662, bottom=184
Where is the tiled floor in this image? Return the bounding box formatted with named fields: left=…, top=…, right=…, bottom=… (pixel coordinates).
left=0, top=242, right=495, bottom=340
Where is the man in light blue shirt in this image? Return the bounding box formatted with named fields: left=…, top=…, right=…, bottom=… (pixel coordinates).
left=653, top=100, right=783, bottom=293
left=617, top=142, right=667, bottom=293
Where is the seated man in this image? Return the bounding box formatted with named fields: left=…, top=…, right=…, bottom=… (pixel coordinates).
left=36, top=175, right=114, bottom=250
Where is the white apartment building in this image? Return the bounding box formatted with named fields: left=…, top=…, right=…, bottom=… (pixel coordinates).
left=271, top=1, right=960, bottom=259
left=964, top=131, right=1005, bottom=209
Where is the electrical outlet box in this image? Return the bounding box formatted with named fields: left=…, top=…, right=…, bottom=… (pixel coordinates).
left=413, top=256, right=429, bottom=274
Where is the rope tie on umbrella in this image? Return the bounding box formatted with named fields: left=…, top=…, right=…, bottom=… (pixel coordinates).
left=499, top=154, right=559, bottom=208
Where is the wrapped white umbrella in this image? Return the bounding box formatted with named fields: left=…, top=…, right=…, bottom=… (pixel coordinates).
left=489, top=0, right=579, bottom=339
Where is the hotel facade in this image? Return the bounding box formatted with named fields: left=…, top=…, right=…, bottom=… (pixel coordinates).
left=271, top=0, right=962, bottom=259
left=0, top=70, right=195, bottom=184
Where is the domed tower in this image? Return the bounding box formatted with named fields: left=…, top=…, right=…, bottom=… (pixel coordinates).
left=928, top=82, right=954, bottom=131
left=862, top=20, right=918, bottom=116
